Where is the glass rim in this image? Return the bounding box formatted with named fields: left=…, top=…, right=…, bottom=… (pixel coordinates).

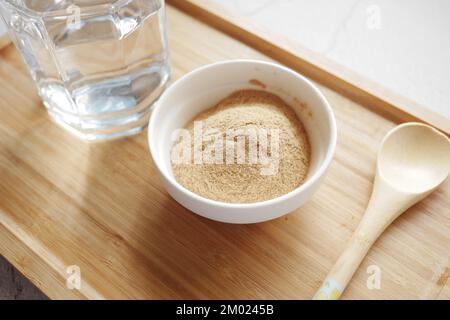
left=2, top=0, right=158, bottom=18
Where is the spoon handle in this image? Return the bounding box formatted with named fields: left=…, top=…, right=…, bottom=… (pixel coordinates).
left=313, top=173, right=423, bottom=300
left=312, top=227, right=376, bottom=300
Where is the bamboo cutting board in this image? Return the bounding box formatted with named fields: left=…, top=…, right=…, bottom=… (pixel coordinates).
left=0, top=21, right=10, bottom=50
left=0, top=5, right=449, bottom=300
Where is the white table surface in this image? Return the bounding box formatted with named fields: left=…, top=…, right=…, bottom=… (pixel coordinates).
left=0, top=19, right=6, bottom=36
left=214, top=0, right=450, bottom=120
left=1, top=2, right=448, bottom=119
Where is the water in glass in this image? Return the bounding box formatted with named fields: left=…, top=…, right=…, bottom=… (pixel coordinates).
left=0, top=0, right=170, bottom=140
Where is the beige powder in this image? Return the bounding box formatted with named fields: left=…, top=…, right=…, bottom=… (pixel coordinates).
left=171, top=89, right=311, bottom=203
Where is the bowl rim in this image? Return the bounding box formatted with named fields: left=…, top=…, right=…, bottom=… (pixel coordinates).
left=148, top=59, right=337, bottom=209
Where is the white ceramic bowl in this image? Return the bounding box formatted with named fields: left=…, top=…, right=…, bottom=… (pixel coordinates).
left=148, top=60, right=336, bottom=224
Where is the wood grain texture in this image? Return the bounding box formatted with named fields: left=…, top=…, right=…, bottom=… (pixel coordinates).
left=167, top=0, right=450, bottom=135
left=0, top=5, right=449, bottom=300
left=0, top=35, right=10, bottom=51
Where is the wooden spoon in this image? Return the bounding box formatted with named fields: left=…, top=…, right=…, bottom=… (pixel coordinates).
left=313, top=122, right=450, bottom=300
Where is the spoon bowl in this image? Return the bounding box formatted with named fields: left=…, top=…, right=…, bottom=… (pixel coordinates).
left=378, top=123, right=450, bottom=194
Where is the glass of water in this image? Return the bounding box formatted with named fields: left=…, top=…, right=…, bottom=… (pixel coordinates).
left=0, top=0, right=170, bottom=141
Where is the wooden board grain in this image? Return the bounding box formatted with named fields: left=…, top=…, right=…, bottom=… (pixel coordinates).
left=167, top=0, right=450, bottom=135
left=0, top=5, right=449, bottom=300
left=0, top=35, right=10, bottom=51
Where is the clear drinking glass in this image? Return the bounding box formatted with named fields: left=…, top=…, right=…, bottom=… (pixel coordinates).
left=0, top=0, right=170, bottom=140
